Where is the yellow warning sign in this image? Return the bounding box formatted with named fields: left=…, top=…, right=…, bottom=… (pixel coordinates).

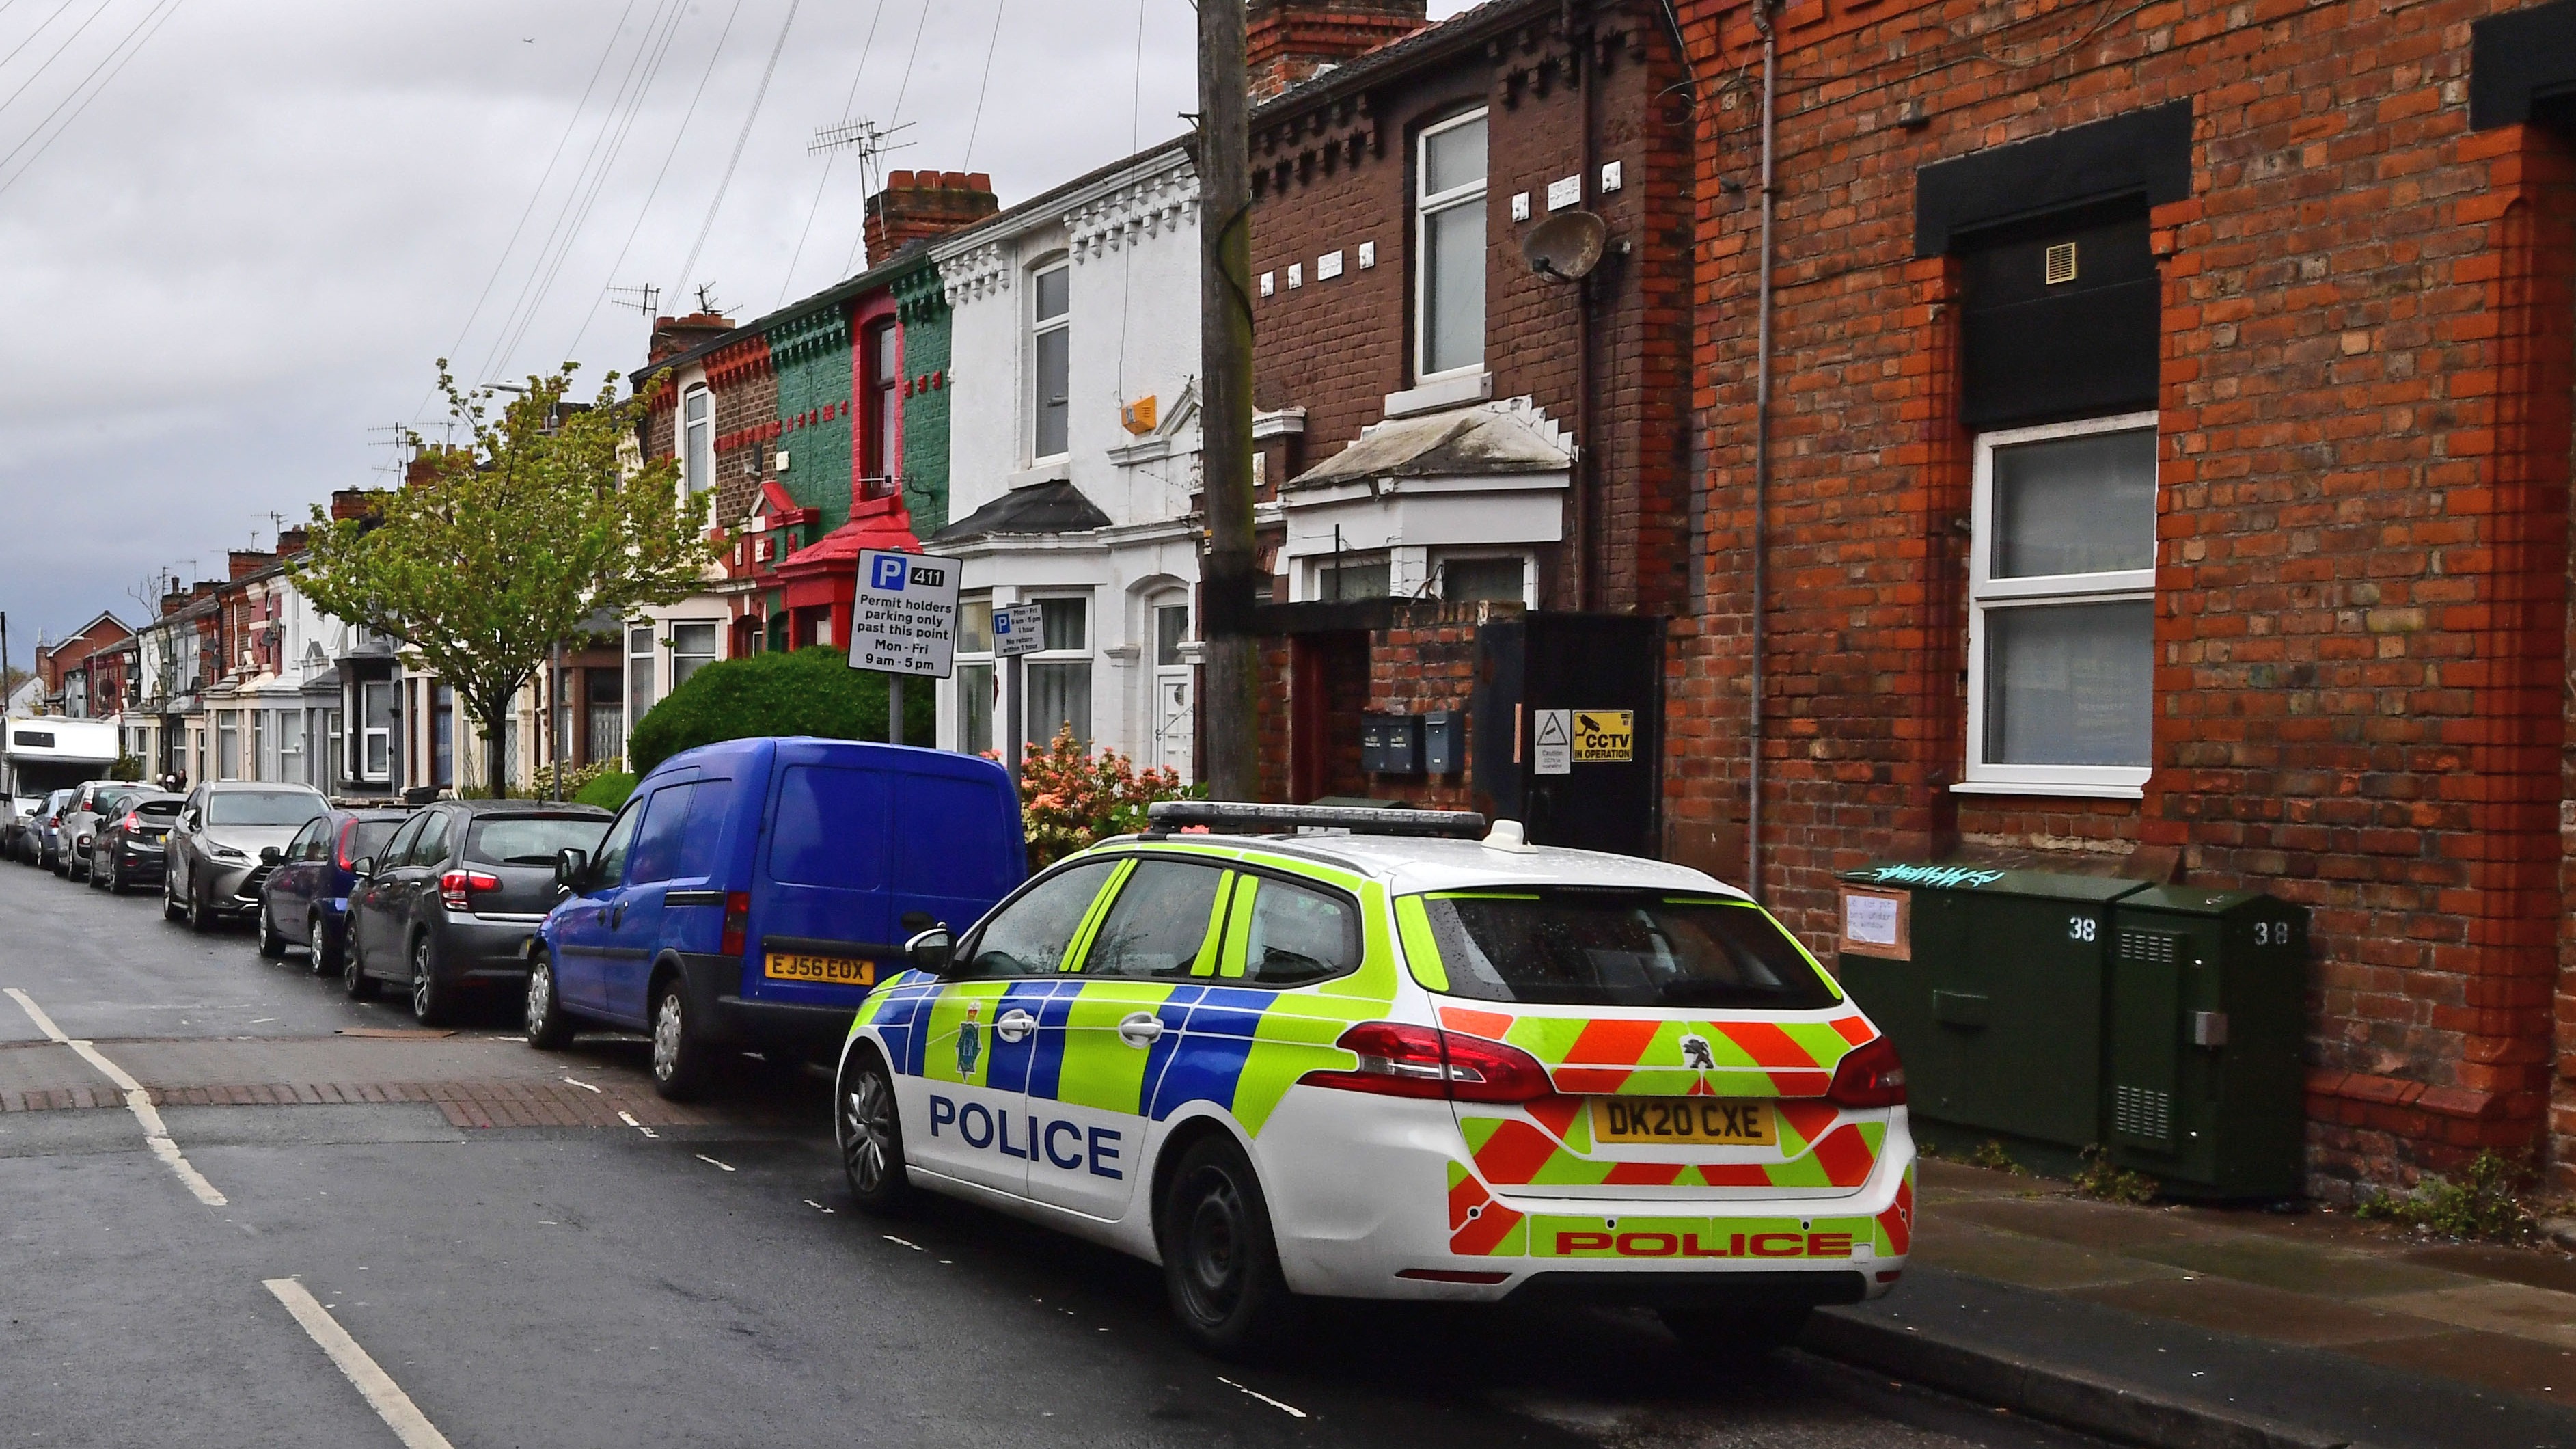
left=1572, top=711, right=1634, bottom=763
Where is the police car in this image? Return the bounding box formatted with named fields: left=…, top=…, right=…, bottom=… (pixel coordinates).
left=834, top=802, right=1913, bottom=1356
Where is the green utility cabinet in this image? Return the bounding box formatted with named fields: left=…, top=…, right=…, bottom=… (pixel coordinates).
left=1835, top=865, right=2311, bottom=1197
left=2102, top=888, right=2309, bottom=1197
left=1833, top=865, right=2146, bottom=1151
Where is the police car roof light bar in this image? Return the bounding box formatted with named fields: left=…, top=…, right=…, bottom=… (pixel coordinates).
left=1146, top=800, right=1488, bottom=839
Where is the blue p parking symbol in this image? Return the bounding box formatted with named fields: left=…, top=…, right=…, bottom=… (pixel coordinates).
left=871, top=554, right=909, bottom=591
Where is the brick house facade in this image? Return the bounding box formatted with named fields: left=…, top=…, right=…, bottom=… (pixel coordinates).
left=1660, top=0, right=2576, bottom=1196
left=1245, top=0, right=1695, bottom=807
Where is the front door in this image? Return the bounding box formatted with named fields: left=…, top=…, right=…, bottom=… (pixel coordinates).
left=903, top=858, right=1121, bottom=1200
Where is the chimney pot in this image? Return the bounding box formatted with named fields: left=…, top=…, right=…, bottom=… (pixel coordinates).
left=863, top=167, right=1001, bottom=271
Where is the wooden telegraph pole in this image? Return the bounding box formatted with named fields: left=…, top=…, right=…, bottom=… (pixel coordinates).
left=1198, top=0, right=1260, bottom=802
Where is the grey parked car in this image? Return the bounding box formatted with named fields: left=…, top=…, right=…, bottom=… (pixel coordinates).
left=21, top=789, right=72, bottom=867
left=163, top=781, right=328, bottom=933
left=342, top=800, right=611, bottom=1025
left=58, top=779, right=150, bottom=883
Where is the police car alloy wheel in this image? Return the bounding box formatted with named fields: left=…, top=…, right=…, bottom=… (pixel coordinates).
left=1159, top=1135, right=1297, bottom=1357
left=837, top=1051, right=911, bottom=1212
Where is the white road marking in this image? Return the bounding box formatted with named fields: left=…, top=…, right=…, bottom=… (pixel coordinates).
left=1217, top=1377, right=1308, bottom=1420
left=881, top=1235, right=924, bottom=1251
left=694, top=1154, right=735, bottom=1172
left=560, top=1076, right=602, bottom=1094
left=5, top=988, right=225, bottom=1206
left=801, top=1199, right=836, bottom=1214
left=264, top=1278, right=456, bottom=1449
left=614, top=1111, right=658, bottom=1139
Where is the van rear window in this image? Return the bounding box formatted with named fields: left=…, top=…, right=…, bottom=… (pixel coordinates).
left=1406, top=889, right=1839, bottom=1010
left=769, top=766, right=886, bottom=891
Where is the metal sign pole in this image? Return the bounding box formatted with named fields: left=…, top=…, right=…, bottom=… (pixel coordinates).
left=888, top=673, right=903, bottom=747
left=1006, top=653, right=1024, bottom=789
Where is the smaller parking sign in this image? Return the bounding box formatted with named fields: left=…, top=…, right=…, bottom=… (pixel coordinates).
left=992, top=603, right=1043, bottom=658
left=851, top=548, right=963, bottom=678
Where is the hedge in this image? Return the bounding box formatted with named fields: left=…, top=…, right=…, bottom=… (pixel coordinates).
left=627, top=645, right=938, bottom=776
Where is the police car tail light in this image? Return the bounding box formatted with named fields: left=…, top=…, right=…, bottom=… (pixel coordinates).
left=1301, top=1023, right=1550, bottom=1103
left=720, top=891, right=751, bottom=956
left=1826, top=1035, right=1907, bottom=1109
left=439, top=869, right=499, bottom=911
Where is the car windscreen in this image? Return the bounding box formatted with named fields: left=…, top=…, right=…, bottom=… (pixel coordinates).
left=348, top=821, right=402, bottom=859
left=1406, top=889, right=1841, bottom=1010
left=205, top=789, right=326, bottom=827
left=466, top=815, right=609, bottom=866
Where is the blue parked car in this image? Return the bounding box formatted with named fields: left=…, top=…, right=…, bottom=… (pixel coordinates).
left=257, top=807, right=413, bottom=974
left=527, top=737, right=1026, bottom=1100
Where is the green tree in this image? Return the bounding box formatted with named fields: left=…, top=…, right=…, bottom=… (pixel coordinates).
left=627, top=646, right=933, bottom=775
left=292, top=363, right=717, bottom=799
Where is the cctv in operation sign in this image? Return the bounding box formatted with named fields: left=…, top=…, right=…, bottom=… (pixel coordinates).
left=850, top=548, right=964, bottom=679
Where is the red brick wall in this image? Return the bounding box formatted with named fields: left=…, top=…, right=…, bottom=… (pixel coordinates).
left=1248, top=0, right=1695, bottom=614
left=1673, top=0, right=2576, bottom=1195
left=705, top=337, right=778, bottom=530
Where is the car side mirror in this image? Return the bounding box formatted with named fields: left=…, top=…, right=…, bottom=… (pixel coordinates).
left=351, top=856, right=375, bottom=880
left=553, top=847, right=590, bottom=892
left=259, top=846, right=282, bottom=865
left=904, top=926, right=954, bottom=976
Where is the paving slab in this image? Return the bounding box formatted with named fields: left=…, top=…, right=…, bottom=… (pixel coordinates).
left=1912, top=1219, right=2188, bottom=1292
left=1949, top=1194, right=2236, bottom=1254
left=2066, top=1274, right=2448, bottom=1349
left=2124, top=1236, right=2481, bottom=1301
left=2333, top=1327, right=2576, bottom=1407
left=2361, top=1280, right=2576, bottom=1352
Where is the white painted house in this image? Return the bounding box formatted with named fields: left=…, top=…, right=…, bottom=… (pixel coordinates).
left=927, top=139, right=1205, bottom=780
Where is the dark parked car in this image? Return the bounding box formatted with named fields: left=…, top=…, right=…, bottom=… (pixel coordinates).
left=25, top=788, right=73, bottom=869
left=56, top=778, right=143, bottom=882
left=86, top=792, right=182, bottom=893
left=256, top=807, right=411, bottom=972
left=343, top=800, right=612, bottom=1025
left=163, top=781, right=329, bottom=933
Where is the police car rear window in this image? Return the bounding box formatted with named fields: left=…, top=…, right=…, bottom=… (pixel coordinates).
left=1408, top=889, right=1837, bottom=1010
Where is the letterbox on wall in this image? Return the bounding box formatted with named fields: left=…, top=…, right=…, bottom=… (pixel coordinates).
left=1359, top=713, right=1422, bottom=775
left=1421, top=709, right=1464, bottom=776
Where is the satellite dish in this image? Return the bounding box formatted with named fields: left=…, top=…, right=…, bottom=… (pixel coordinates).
left=1522, top=211, right=1608, bottom=281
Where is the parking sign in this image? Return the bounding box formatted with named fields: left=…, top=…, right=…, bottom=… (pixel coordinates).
left=992, top=603, right=1043, bottom=658
left=850, top=547, right=964, bottom=678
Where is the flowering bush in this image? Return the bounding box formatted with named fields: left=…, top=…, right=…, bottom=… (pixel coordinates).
left=1009, top=726, right=1196, bottom=867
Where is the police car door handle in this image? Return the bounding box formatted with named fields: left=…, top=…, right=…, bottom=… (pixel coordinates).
left=1116, top=1013, right=1164, bottom=1047
left=995, top=1008, right=1037, bottom=1042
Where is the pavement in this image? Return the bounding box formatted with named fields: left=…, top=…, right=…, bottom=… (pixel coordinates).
left=0, top=855, right=2106, bottom=1449
left=1810, top=1157, right=2576, bottom=1449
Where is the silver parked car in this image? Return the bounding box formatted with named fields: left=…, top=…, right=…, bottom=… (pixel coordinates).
left=163, top=781, right=327, bottom=934
left=57, top=778, right=150, bottom=883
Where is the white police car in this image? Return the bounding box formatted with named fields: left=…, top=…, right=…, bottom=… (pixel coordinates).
left=836, top=803, right=1913, bottom=1355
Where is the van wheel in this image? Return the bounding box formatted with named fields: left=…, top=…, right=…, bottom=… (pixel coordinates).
left=1158, top=1135, right=1298, bottom=1359
left=648, top=980, right=712, bottom=1102
left=1656, top=1303, right=1813, bottom=1355
left=836, top=1051, right=912, bottom=1213
left=524, top=952, right=574, bottom=1050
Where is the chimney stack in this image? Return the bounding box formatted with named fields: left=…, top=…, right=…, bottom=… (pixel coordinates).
left=228, top=550, right=275, bottom=582
left=864, top=171, right=1000, bottom=268
left=329, top=488, right=379, bottom=522
left=274, top=528, right=308, bottom=558
left=1247, top=0, right=1428, bottom=102
left=649, top=312, right=736, bottom=365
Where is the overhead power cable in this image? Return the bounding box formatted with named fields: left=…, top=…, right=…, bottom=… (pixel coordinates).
left=842, top=0, right=933, bottom=278
left=959, top=0, right=1006, bottom=169
left=0, top=0, right=118, bottom=122
left=0, top=0, right=185, bottom=197
left=776, top=0, right=890, bottom=305
left=672, top=0, right=803, bottom=300
left=0, top=0, right=82, bottom=81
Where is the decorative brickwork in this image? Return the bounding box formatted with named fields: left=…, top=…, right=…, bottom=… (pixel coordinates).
left=702, top=334, right=776, bottom=530
left=1669, top=0, right=2576, bottom=1197
left=769, top=304, right=854, bottom=530
left=894, top=258, right=955, bottom=534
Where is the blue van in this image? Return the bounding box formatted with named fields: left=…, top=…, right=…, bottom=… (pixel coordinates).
left=526, top=737, right=1026, bottom=1099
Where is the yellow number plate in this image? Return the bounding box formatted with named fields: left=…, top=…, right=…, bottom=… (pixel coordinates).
left=1592, top=1098, right=1776, bottom=1147
left=761, top=953, right=876, bottom=987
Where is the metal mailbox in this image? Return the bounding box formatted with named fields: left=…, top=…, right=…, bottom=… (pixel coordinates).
left=1358, top=713, right=1422, bottom=775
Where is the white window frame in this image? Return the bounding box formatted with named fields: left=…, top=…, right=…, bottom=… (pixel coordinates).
left=1432, top=550, right=1532, bottom=607
left=1029, top=259, right=1071, bottom=463
left=668, top=620, right=721, bottom=693
left=1306, top=550, right=1393, bottom=603
left=1961, top=410, right=2159, bottom=798
left=1414, top=107, right=1489, bottom=384
left=681, top=385, right=714, bottom=496
left=951, top=594, right=996, bottom=757
left=1025, top=592, right=1094, bottom=750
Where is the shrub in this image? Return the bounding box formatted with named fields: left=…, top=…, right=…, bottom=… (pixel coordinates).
left=1014, top=726, right=1196, bottom=867
left=627, top=646, right=934, bottom=774
left=527, top=757, right=620, bottom=802
left=2072, top=1146, right=2158, bottom=1205
left=575, top=772, right=637, bottom=810
left=2355, top=1152, right=2540, bottom=1243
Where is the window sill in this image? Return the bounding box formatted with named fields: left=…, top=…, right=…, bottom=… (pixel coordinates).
left=1009, top=459, right=1072, bottom=489
left=1384, top=370, right=1491, bottom=419
left=1950, top=779, right=2144, bottom=801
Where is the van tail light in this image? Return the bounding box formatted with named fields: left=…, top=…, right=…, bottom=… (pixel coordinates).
left=1299, top=1023, right=1552, bottom=1104
left=1826, top=1035, right=1908, bottom=1109
left=720, top=891, right=751, bottom=957
left=439, top=869, right=500, bottom=911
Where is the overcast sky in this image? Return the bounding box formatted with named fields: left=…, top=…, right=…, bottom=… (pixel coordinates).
left=0, top=0, right=1475, bottom=657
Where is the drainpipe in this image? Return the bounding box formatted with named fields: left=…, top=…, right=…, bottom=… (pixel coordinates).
left=1746, top=0, right=1777, bottom=902
left=1570, top=0, right=1595, bottom=612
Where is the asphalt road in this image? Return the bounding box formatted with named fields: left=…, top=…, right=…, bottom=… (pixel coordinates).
left=0, top=854, right=2103, bottom=1449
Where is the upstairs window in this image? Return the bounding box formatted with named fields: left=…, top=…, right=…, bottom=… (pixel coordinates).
left=682, top=386, right=713, bottom=495
left=863, top=319, right=901, bottom=495
left=1416, top=109, right=1488, bottom=380
left=1031, top=263, right=1071, bottom=460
